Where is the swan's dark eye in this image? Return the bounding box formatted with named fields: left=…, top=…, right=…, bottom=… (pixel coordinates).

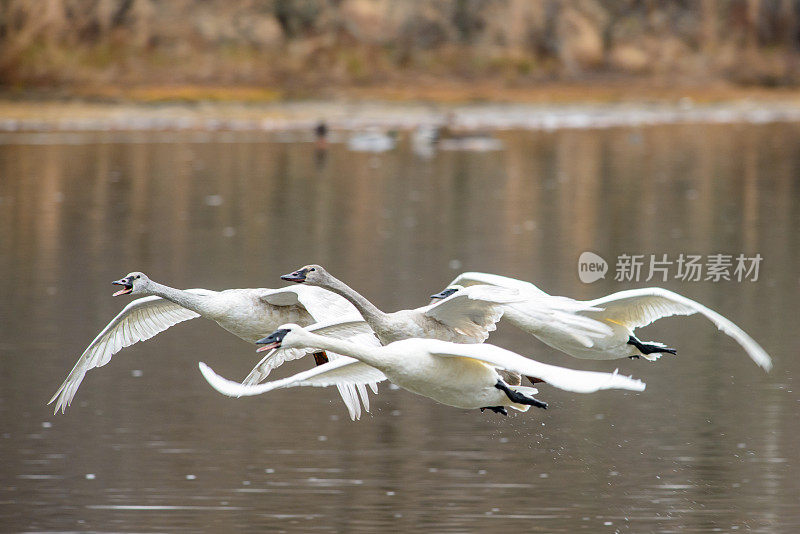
left=309, top=268, right=316, bottom=272
left=135, top=275, right=140, bottom=279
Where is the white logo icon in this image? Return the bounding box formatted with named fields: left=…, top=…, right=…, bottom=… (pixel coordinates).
left=578, top=252, right=608, bottom=283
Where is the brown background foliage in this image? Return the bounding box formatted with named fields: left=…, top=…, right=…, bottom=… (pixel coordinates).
left=2, top=0, right=800, bottom=97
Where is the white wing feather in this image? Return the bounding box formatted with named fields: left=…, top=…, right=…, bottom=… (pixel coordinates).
left=241, top=319, right=384, bottom=419
left=503, top=295, right=613, bottom=348
left=447, top=272, right=549, bottom=296
left=49, top=289, right=216, bottom=414
left=242, top=347, right=315, bottom=384
left=259, top=285, right=361, bottom=322
left=199, top=359, right=388, bottom=421
left=443, top=273, right=612, bottom=347
left=426, top=341, right=646, bottom=394
left=422, top=285, right=521, bottom=342
left=586, top=287, right=772, bottom=371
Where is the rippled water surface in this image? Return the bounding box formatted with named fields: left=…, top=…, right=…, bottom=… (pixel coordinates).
left=1, top=123, right=799, bottom=532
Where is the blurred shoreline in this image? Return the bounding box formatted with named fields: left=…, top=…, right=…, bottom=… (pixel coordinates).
left=6, top=1, right=800, bottom=134
left=2, top=84, right=800, bottom=134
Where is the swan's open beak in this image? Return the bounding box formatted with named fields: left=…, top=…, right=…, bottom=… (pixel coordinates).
left=112, top=278, right=133, bottom=296
left=430, top=287, right=458, bottom=299
left=281, top=268, right=308, bottom=283
left=256, top=328, right=291, bottom=352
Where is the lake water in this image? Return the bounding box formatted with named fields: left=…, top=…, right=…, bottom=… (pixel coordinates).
left=1, top=122, right=798, bottom=532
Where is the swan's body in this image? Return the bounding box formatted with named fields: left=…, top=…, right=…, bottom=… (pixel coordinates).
left=200, top=324, right=646, bottom=413
left=49, top=272, right=364, bottom=414
left=441, top=272, right=772, bottom=370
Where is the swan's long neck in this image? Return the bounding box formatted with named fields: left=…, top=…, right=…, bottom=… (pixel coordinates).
left=146, top=282, right=207, bottom=313
left=317, top=276, right=390, bottom=332
left=296, top=331, right=386, bottom=369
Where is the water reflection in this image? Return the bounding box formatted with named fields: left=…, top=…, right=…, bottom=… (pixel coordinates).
left=0, top=124, right=798, bottom=532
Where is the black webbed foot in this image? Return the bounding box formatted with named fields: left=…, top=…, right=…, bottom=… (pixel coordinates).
left=481, top=406, right=508, bottom=416
left=627, top=335, right=677, bottom=355
left=495, top=380, right=548, bottom=410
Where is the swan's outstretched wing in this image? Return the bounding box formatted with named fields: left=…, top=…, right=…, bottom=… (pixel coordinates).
left=258, top=285, right=361, bottom=322
left=199, top=359, right=388, bottom=420
left=437, top=276, right=613, bottom=347
left=586, top=288, right=772, bottom=371
left=49, top=289, right=217, bottom=414
left=422, top=285, right=523, bottom=342
left=242, top=319, right=383, bottom=420
left=502, top=295, right=614, bottom=348
left=426, top=340, right=646, bottom=394
left=446, top=272, right=549, bottom=296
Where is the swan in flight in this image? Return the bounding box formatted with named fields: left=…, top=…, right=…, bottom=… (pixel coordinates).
left=199, top=324, right=646, bottom=416
left=434, top=272, right=772, bottom=371
left=49, top=272, right=369, bottom=415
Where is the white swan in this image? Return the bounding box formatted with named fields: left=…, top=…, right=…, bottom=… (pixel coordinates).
left=436, top=272, right=773, bottom=370
left=49, top=272, right=369, bottom=415
left=199, top=324, right=646, bottom=415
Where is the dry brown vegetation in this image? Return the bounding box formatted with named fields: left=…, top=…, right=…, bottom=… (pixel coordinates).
left=2, top=0, right=800, bottom=102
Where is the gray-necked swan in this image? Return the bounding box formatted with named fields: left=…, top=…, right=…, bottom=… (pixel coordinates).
left=435, top=272, right=772, bottom=371
left=49, top=272, right=371, bottom=416
left=199, top=324, right=646, bottom=416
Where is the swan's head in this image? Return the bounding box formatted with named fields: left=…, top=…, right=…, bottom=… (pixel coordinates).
left=281, top=264, right=326, bottom=285
left=112, top=272, right=151, bottom=296
left=255, top=323, right=306, bottom=352
left=430, top=285, right=463, bottom=300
